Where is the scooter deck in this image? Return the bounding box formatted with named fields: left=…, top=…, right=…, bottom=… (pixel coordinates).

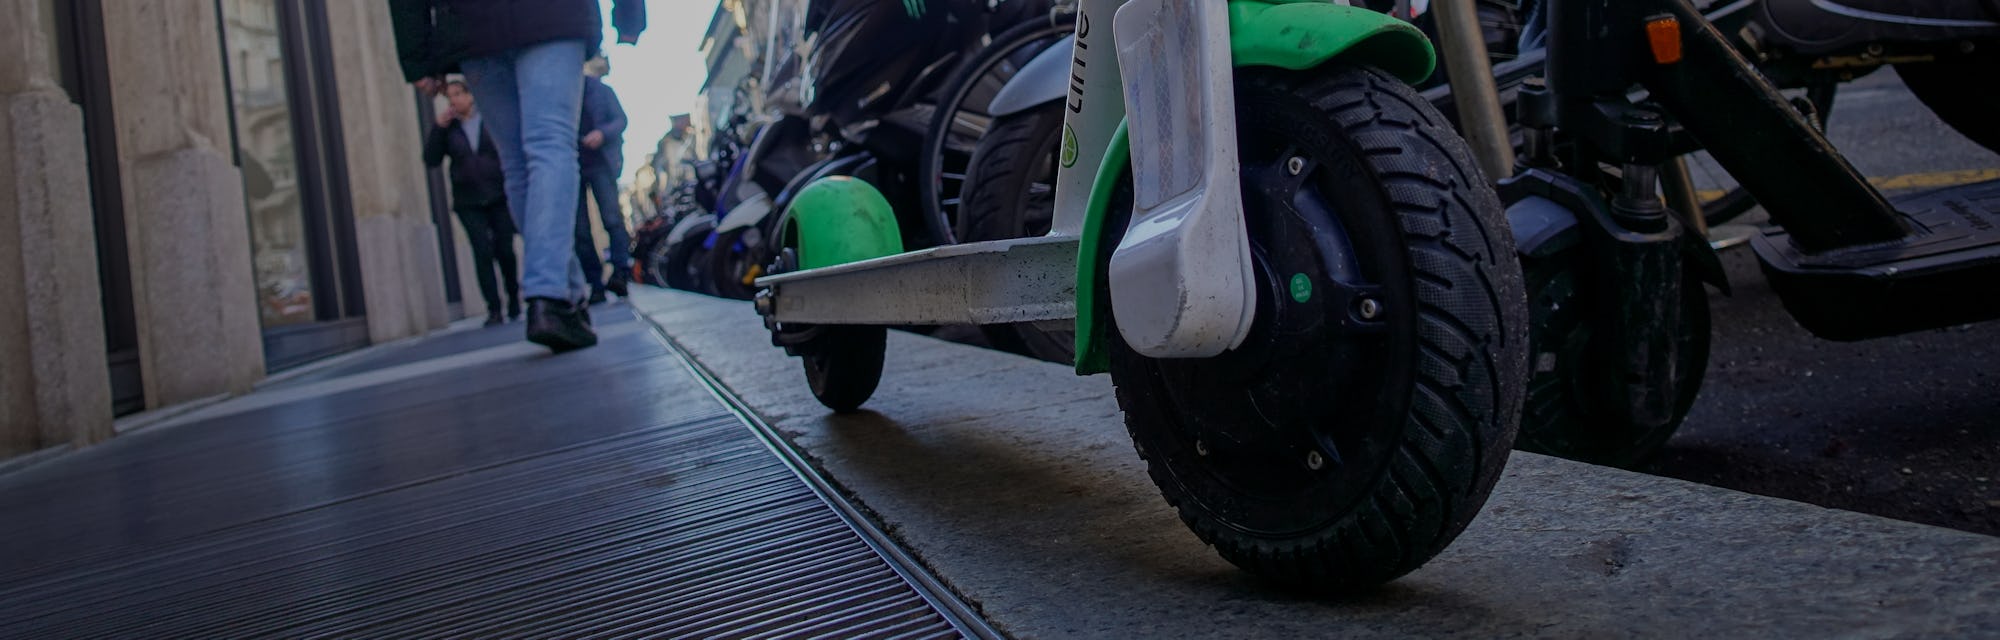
left=1753, top=179, right=2000, bottom=341
left=757, top=236, right=1080, bottom=326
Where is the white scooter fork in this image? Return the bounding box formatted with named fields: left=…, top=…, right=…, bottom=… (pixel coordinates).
left=1107, top=0, right=1258, bottom=359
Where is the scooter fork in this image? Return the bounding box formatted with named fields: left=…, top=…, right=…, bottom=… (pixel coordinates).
left=1105, top=0, right=1258, bottom=358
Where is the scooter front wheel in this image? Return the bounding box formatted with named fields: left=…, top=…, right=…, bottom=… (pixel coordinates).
left=1109, top=67, right=1528, bottom=592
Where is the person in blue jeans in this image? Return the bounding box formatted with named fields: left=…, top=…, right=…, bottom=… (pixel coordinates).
left=390, top=0, right=646, bottom=352
left=574, top=70, right=633, bottom=304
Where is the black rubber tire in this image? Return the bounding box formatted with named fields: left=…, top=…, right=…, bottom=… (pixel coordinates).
left=919, top=17, right=1076, bottom=246
left=706, top=229, right=762, bottom=301
left=1897, top=51, right=2000, bottom=156
left=1516, top=254, right=1711, bottom=468
left=641, top=238, right=670, bottom=287
left=1109, top=67, right=1528, bottom=593
left=803, top=326, right=887, bottom=413
left=663, top=218, right=715, bottom=294
left=958, top=104, right=1072, bottom=363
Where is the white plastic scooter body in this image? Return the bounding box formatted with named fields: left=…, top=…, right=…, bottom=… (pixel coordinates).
left=1105, top=0, right=1257, bottom=359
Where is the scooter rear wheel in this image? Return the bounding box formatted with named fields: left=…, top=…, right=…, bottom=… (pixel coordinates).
left=1109, top=67, right=1528, bottom=592
left=802, top=326, right=886, bottom=413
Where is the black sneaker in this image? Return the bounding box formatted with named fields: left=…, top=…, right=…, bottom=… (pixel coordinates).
left=588, top=289, right=608, bottom=305
left=606, top=270, right=631, bottom=298
left=484, top=310, right=505, bottom=327
left=507, top=298, right=523, bottom=321
left=525, top=297, right=598, bottom=352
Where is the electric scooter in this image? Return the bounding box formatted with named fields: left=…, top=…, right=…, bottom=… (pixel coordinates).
left=1426, top=0, right=2000, bottom=466
left=755, top=0, right=1530, bottom=592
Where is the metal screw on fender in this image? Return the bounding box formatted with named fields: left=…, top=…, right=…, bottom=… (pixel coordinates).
left=1306, top=451, right=1325, bottom=471
left=1286, top=156, right=1306, bottom=176
left=1195, top=440, right=1210, bottom=456
left=1358, top=297, right=1382, bottom=320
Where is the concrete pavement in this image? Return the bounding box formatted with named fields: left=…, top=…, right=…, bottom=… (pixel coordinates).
left=632, top=287, right=2000, bottom=638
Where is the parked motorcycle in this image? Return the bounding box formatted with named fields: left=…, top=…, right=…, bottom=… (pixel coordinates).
left=653, top=109, right=755, bottom=294
left=1427, top=0, right=2000, bottom=466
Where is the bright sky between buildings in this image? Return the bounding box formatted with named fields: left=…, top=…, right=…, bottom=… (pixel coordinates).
left=600, top=0, right=716, bottom=185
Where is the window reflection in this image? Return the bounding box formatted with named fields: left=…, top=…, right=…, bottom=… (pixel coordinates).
left=221, top=0, right=314, bottom=326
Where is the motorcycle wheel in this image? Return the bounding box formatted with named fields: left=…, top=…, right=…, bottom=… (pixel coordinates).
left=1897, top=50, right=2000, bottom=156
left=663, top=218, right=715, bottom=294
left=1109, top=67, right=1528, bottom=592
left=1516, top=252, right=1711, bottom=468
left=802, top=326, right=887, bottom=413
left=919, top=16, right=1076, bottom=246
left=705, top=229, right=764, bottom=301
left=957, top=103, right=1071, bottom=364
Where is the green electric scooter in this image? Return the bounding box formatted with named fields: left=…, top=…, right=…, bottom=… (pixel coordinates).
left=755, top=0, right=1529, bottom=592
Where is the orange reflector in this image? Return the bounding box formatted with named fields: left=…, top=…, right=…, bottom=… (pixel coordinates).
left=1647, top=17, right=1683, bottom=64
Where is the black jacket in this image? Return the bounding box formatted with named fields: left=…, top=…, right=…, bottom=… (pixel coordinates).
left=424, top=118, right=507, bottom=211
left=578, top=75, right=628, bottom=173
left=390, top=0, right=647, bottom=82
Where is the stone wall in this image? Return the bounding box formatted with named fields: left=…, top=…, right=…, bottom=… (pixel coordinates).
left=101, top=0, right=266, bottom=408
left=0, top=0, right=113, bottom=456
left=324, top=1, right=451, bottom=341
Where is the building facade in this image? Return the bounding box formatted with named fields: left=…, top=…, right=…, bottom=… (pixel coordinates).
left=2, top=0, right=479, bottom=460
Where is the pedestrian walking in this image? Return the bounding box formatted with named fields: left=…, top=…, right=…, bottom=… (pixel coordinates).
left=423, top=80, right=521, bottom=327
left=390, top=0, right=647, bottom=352
left=574, top=67, right=634, bottom=304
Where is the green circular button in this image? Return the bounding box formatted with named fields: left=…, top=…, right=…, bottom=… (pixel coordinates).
left=1290, top=273, right=1312, bottom=303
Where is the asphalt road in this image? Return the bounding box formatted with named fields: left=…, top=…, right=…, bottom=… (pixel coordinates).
left=1638, top=68, right=2000, bottom=536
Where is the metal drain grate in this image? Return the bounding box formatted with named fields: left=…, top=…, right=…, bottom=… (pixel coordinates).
left=0, top=313, right=997, bottom=639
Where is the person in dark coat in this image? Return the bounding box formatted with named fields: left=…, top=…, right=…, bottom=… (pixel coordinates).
left=390, top=0, right=647, bottom=352
left=573, top=70, right=632, bottom=304
left=424, top=80, right=521, bottom=327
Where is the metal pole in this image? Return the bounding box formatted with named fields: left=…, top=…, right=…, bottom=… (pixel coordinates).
left=1661, top=155, right=1707, bottom=236
left=1431, top=0, right=1516, bottom=180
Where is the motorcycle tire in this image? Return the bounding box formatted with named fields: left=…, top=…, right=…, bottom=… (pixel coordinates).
left=803, top=325, right=887, bottom=413
left=919, top=16, right=1077, bottom=246
left=957, top=103, right=1072, bottom=364
left=705, top=229, right=763, bottom=301
left=1516, top=252, right=1711, bottom=468
left=1897, top=50, right=2000, bottom=156
left=1108, top=67, right=1528, bottom=592
left=662, top=218, right=716, bottom=294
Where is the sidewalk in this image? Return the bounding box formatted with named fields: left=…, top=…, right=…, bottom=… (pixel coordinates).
left=633, top=287, right=2000, bottom=639
left=0, top=308, right=986, bottom=638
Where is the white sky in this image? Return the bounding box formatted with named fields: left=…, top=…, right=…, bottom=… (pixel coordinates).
left=599, top=0, right=719, bottom=185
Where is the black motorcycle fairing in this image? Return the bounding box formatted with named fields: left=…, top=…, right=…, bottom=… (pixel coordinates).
left=800, top=0, right=984, bottom=130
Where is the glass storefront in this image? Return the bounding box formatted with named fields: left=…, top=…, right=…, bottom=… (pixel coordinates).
left=221, top=0, right=316, bottom=327
left=217, top=0, right=369, bottom=370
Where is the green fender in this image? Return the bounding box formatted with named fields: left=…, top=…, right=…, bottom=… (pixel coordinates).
left=1071, top=0, right=1436, bottom=375
left=1228, top=0, right=1436, bottom=83
left=785, top=176, right=904, bottom=270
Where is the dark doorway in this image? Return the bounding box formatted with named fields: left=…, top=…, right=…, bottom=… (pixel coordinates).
left=53, top=0, right=144, bottom=416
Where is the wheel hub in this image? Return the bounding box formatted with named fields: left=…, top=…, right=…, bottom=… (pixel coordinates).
left=1131, top=142, right=1412, bottom=533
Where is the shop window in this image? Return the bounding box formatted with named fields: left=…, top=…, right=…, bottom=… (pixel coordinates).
left=216, top=0, right=368, bottom=370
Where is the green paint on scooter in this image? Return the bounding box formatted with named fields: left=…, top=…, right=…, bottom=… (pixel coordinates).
left=784, top=176, right=904, bottom=271
left=1070, top=0, right=1439, bottom=375
left=1073, top=124, right=1132, bottom=376
left=1227, top=1, right=1436, bottom=83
